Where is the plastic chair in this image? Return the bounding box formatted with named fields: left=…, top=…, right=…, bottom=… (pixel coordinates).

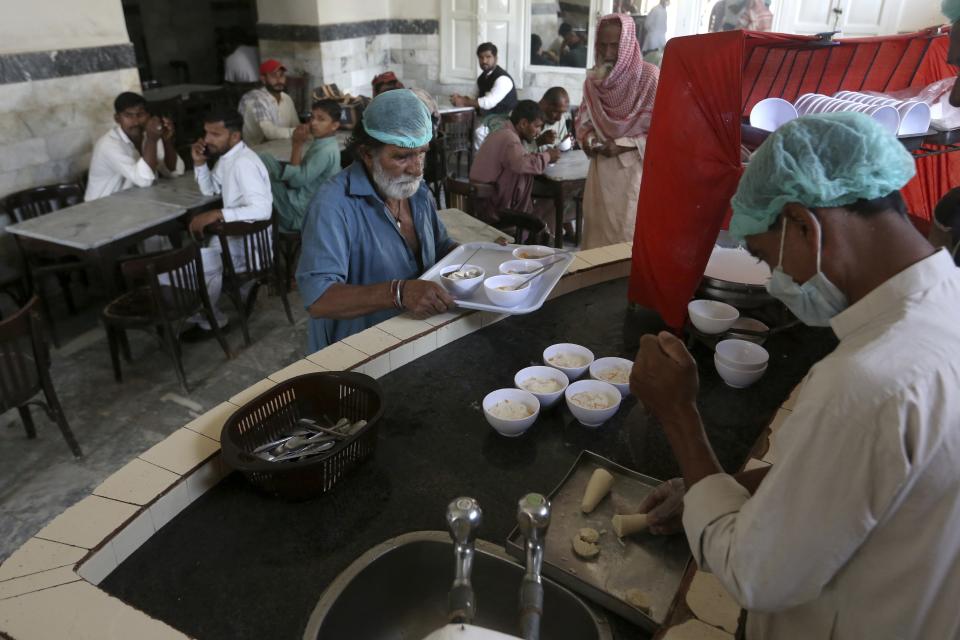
left=0, top=296, right=81, bottom=457
left=209, top=212, right=295, bottom=347
left=101, top=244, right=231, bottom=393
left=2, top=183, right=88, bottom=345
left=444, top=178, right=549, bottom=246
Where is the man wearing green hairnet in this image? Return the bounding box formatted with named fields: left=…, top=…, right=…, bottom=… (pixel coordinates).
left=629, top=113, right=960, bottom=638
left=296, top=90, right=458, bottom=352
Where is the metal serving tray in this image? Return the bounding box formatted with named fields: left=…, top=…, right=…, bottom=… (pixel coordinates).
left=419, top=242, right=573, bottom=315
left=506, top=451, right=691, bottom=632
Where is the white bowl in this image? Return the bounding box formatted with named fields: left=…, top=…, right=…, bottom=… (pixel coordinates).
left=588, top=357, right=633, bottom=396
left=511, top=245, right=555, bottom=262
left=727, top=317, right=769, bottom=345
left=715, top=354, right=767, bottom=388
left=863, top=104, right=901, bottom=135
left=440, top=264, right=485, bottom=297
left=558, top=136, right=574, bottom=151
left=514, top=365, right=569, bottom=409
left=897, top=101, right=931, bottom=136
left=483, top=274, right=534, bottom=307
left=715, top=339, right=769, bottom=371
left=499, top=259, right=543, bottom=276
left=749, top=97, right=798, bottom=132
left=565, top=380, right=622, bottom=427
left=482, top=388, right=540, bottom=437
left=543, top=343, right=594, bottom=380
left=688, top=299, right=739, bottom=335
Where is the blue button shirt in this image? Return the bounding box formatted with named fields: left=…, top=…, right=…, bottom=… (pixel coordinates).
left=296, top=161, right=456, bottom=353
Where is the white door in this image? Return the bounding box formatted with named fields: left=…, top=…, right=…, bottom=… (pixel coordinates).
left=441, top=0, right=481, bottom=83
left=837, top=0, right=898, bottom=36
left=479, top=0, right=525, bottom=86
left=775, top=0, right=904, bottom=36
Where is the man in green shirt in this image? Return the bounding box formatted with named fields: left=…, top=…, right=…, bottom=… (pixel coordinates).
left=260, top=99, right=343, bottom=231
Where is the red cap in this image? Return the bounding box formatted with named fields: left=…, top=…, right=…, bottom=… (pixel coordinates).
left=372, top=71, right=399, bottom=87
left=259, top=59, right=286, bottom=75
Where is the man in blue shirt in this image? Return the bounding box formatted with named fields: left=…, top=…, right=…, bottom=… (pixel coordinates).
left=297, top=90, right=457, bottom=352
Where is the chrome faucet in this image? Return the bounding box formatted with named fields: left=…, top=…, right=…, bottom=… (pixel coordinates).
left=446, top=496, right=483, bottom=624
left=517, top=493, right=551, bottom=640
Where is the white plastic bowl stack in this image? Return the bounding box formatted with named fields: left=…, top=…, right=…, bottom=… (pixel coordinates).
left=749, top=97, right=799, bottom=132
left=688, top=299, right=740, bottom=335
left=834, top=90, right=931, bottom=136
left=793, top=93, right=900, bottom=135
left=714, top=339, right=769, bottom=388
left=514, top=365, right=569, bottom=409
left=482, top=388, right=540, bottom=437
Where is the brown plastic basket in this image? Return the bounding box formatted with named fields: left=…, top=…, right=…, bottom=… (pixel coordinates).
left=220, top=371, right=384, bottom=500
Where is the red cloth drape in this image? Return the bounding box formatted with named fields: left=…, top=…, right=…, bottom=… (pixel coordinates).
left=629, top=29, right=959, bottom=330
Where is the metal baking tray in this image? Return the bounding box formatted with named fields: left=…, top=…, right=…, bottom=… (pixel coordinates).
left=419, top=241, right=573, bottom=315
left=506, top=451, right=691, bottom=632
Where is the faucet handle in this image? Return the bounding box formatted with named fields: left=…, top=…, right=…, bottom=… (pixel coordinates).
left=447, top=496, right=483, bottom=543
left=517, top=493, right=551, bottom=538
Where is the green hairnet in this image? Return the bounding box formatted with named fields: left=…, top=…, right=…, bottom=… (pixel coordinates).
left=729, top=113, right=916, bottom=241
left=943, top=0, right=960, bottom=23
left=362, top=89, right=432, bottom=148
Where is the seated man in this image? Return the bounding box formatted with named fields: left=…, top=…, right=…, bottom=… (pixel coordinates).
left=85, top=92, right=184, bottom=201
left=469, top=100, right=560, bottom=233
left=631, top=113, right=960, bottom=638
left=928, top=187, right=960, bottom=265
left=297, top=89, right=456, bottom=353
left=531, top=87, right=571, bottom=151
left=450, top=43, right=519, bottom=150
left=372, top=71, right=404, bottom=96
left=530, top=34, right=556, bottom=66
left=237, top=59, right=300, bottom=145
left=186, top=109, right=273, bottom=329
left=558, top=24, right=588, bottom=67
left=260, top=99, right=343, bottom=232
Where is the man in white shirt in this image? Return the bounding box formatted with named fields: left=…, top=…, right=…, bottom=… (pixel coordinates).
left=532, top=87, right=570, bottom=151
left=631, top=113, right=960, bottom=638
left=237, top=59, right=300, bottom=145
left=642, top=0, right=669, bottom=55
left=186, top=109, right=272, bottom=330
left=85, top=92, right=184, bottom=201
left=451, top=42, right=519, bottom=150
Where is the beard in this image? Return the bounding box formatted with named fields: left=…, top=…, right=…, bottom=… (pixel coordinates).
left=589, top=62, right=614, bottom=80
left=371, top=156, right=422, bottom=200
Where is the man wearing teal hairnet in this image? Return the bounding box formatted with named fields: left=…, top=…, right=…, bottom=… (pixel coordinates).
left=296, top=89, right=457, bottom=352
left=629, top=113, right=960, bottom=638
left=943, top=0, right=960, bottom=106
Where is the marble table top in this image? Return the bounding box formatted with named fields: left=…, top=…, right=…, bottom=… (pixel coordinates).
left=110, top=174, right=220, bottom=210
left=439, top=207, right=513, bottom=244
left=252, top=131, right=351, bottom=162
left=437, top=97, right=475, bottom=115
left=542, top=149, right=589, bottom=182
left=6, top=196, right=186, bottom=251
left=143, top=84, right=224, bottom=103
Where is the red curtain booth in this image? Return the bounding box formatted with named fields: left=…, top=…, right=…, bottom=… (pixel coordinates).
left=629, top=28, right=958, bottom=330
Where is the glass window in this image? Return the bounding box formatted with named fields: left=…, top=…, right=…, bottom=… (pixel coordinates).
left=528, top=0, right=594, bottom=69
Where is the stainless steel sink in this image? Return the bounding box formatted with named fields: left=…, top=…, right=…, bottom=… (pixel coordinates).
left=303, top=531, right=613, bottom=640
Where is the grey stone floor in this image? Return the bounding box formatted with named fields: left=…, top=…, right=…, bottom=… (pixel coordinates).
left=0, top=285, right=310, bottom=563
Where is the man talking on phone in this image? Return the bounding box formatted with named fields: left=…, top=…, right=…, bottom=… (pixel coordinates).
left=186, top=109, right=272, bottom=331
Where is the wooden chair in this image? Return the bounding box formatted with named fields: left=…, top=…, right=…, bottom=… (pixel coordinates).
left=2, top=183, right=88, bottom=344
left=277, top=230, right=302, bottom=293
left=444, top=178, right=550, bottom=246
left=0, top=296, right=81, bottom=457
left=209, top=213, right=294, bottom=347
left=101, top=244, right=231, bottom=393
left=440, top=110, right=475, bottom=180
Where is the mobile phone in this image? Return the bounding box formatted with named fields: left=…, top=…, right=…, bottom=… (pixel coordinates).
left=202, top=144, right=213, bottom=158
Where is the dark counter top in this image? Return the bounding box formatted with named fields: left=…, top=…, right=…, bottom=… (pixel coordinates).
left=102, top=279, right=836, bottom=639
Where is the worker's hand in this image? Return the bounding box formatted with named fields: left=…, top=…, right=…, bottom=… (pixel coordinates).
left=599, top=139, right=621, bottom=157
left=537, top=130, right=557, bottom=147
left=546, top=148, right=562, bottom=163
left=630, top=331, right=700, bottom=425
left=637, top=478, right=686, bottom=535
left=189, top=209, right=223, bottom=240
left=191, top=138, right=207, bottom=166
left=160, top=117, right=176, bottom=143
left=401, top=280, right=455, bottom=318
left=292, top=123, right=312, bottom=145
left=144, top=116, right=164, bottom=142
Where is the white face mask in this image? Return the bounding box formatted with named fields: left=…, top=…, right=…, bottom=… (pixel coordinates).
left=766, top=216, right=849, bottom=327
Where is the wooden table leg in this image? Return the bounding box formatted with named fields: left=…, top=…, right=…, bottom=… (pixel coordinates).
left=553, top=184, right=565, bottom=248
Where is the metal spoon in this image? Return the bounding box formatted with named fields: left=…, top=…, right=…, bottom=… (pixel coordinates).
left=446, top=247, right=482, bottom=279
left=506, top=256, right=565, bottom=291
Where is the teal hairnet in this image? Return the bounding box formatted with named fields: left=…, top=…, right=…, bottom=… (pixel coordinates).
left=943, top=0, right=960, bottom=23
left=729, top=113, right=916, bottom=241
left=362, top=89, right=432, bottom=148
